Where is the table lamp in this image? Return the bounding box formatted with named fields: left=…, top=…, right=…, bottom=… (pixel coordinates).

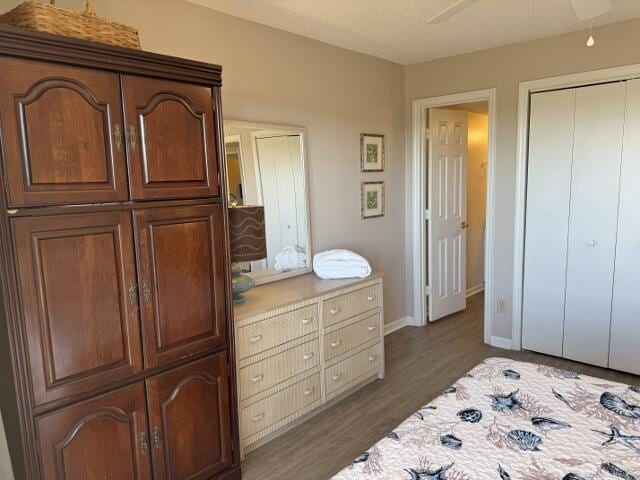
left=228, top=206, right=267, bottom=304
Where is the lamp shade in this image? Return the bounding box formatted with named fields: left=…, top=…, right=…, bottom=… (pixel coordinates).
left=228, top=206, right=267, bottom=263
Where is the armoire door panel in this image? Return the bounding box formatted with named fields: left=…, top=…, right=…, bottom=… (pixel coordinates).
left=134, top=205, right=227, bottom=367
left=563, top=82, right=627, bottom=367
left=0, top=57, right=128, bottom=207
left=522, top=89, right=576, bottom=357
left=146, top=353, right=232, bottom=480
left=122, top=76, right=220, bottom=200
left=36, top=383, right=152, bottom=480
left=610, top=79, right=640, bottom=375
left=13, top=212, right=143, bottom=406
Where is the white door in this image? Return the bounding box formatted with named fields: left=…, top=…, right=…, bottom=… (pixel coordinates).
left=522, top=89, right=576, bottom=357
left=428, top=108, right=468, bottom=321
left=562, top=82, right=626, bottom=368
left=609, top=79, right=640, bottom=375
left=255, top=134, right=306, bottom=268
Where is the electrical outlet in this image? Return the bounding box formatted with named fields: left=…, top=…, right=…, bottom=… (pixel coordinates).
left=497, top=298, right=507, bottom=314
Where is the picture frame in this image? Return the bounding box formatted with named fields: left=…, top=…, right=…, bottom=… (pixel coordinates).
left=360, top=133, right=385, bottom=172
left=361, top=181, right=385, bottom=219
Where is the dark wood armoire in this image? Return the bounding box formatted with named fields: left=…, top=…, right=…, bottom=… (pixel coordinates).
left=0, top=24, right=241, bottom=480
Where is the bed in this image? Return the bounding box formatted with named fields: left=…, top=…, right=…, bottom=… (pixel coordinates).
left=331, top=357, right=640, bottom=480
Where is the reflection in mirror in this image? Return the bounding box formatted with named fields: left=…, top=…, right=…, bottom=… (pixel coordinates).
left=224, top=121, right=311, bottom=284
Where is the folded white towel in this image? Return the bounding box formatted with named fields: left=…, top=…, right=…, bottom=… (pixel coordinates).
left=313, top=249, right=371, bottom=279
left=275, top=245, right=307, bottom=272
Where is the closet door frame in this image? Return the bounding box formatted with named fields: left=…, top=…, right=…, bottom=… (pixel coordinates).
left=513, top=63, right=640, bottom=351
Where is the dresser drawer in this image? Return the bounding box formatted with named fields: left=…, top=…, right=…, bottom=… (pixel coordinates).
left=324, top=313, right=381, bottom=362
left=323, top=284, right=380, bottom=327
left=239, top=339, right=319, bottom=400
left=237, top=305, right=318, bottom=359
left=241, top=374, right=321, bottom=439
left=325, top=343, right=381, bottom=396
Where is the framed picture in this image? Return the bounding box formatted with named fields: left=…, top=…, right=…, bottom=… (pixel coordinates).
left=361, top=181, right=385, bottom=219
left=360, top=133, right=385, bottom=172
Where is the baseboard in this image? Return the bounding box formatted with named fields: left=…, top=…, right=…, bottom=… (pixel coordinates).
left=384, top=316, right=415, bottom=336
left=466, top=284, right=485, bottom=298
left=489, top=336, right=513, bottom=350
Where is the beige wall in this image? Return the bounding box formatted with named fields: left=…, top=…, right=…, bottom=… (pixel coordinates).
left=466, top=112, right=488, bottom=292
left=405, top=17, right=640, bottom=339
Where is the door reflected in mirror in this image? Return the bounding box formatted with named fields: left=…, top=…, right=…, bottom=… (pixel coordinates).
left=224, top=121, right=311, bottom=284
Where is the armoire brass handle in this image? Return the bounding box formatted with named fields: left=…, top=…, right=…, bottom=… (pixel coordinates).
left=142, top=280, right=152, bottom=304
left=128, top=283, right=138, bottom=307
left=140, top=432, right=149, bottom=456
left=128, top=123, right=138, bottom=150
left=113, top=123, right=123, bottom=152
left=153, top=426, right=161, bottom=449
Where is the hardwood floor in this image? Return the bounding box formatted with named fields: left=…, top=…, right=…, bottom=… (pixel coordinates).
left=240, top=293, right=640, bottom=480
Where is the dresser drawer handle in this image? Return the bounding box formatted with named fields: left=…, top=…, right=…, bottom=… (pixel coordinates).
left=367, top=295, right=376, bottom=302
left=249, top=335, right=262, bottom=343
left=303, top=352, right=314, bottom=360
left=367, top=325, right=376, bottom=332
left=329, top=307, right=341, bottom=315
left=250, top=374, right=263, bottom=383
left=302, top=317, right=313, bottom=325
left=331, top=373, right=342, bottom=381
left=330, top=340, right=341, bottom=348
left=303, top=387, right=315, bottom=396
left=368, top=355, right=377, bottom=362
left=252, top=413, right=265, bottom=422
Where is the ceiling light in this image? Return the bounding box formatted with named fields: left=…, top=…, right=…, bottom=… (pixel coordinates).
left=586, top=34, right=595, bottom=46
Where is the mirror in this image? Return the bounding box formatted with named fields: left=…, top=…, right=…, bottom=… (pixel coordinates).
left=224, top=120, right=311, bottom=284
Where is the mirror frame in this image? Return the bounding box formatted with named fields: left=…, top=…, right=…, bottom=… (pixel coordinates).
left=224, top=119, right=313, bottom=285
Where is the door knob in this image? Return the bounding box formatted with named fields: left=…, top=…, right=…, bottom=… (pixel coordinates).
left=461, top=221, right=468, bottom=229
left=587, top=240, right=597, bottom=247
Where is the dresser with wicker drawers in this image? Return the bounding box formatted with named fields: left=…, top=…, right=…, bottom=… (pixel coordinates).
left=233, top=273, right=384, bottom=456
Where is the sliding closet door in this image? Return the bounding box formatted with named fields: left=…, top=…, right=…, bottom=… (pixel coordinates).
left=609, top=79, right=640, bottom=375
left=522, top=89, right=576, bottom=357
left=562, top=82, right=626, bottom=367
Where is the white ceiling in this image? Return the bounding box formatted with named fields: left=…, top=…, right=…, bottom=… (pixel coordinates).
left=185, top=0, right=640, bottom=65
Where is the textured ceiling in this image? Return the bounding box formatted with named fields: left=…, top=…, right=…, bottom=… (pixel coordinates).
left=185, top=0, right=640, bottom=64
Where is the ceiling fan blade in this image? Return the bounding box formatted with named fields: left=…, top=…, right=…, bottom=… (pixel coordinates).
left=569, top=0, right=612, bottom=20
left=426, top=0, right=481, bottom=25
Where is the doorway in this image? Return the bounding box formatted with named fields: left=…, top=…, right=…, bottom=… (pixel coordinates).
left=411, top=89, right=496, bottom=344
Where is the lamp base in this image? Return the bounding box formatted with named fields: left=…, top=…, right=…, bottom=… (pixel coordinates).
left=231, top=263, right=255, bottom=305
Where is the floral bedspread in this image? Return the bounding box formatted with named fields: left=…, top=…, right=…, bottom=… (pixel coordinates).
left=332, top=357, right=640, bottom=480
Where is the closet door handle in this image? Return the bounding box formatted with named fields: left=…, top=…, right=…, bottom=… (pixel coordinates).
left=330, top=340, right=341, bottom=348
left=302, top=317, right=313, bottom=325
left=249, top=335, right=262, bottom=344
left=331, top=373, right=342, bottom=381
left=368, top=355, right=377, bottom=362
left=303, top=352, right=314, bottom=360
left=367, top=295, right=376, bottom=302
left=367, top=325, right=376, bottom=332
left=250, top=374, right=263, bottom=383
left=329, top=307, right=341, bottom=315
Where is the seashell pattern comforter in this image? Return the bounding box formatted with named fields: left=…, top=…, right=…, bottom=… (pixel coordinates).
left=332, top=357, right=640, bottom=480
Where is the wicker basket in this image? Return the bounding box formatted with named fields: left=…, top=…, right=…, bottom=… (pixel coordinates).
left=0, top=0, right=140, bottom=49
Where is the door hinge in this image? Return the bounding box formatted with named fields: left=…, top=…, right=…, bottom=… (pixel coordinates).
left=425, top=285, right=432, bottom=296
left=424, top=128, right=432, bottom=140
left=424, top=209, right=431, bottom=220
